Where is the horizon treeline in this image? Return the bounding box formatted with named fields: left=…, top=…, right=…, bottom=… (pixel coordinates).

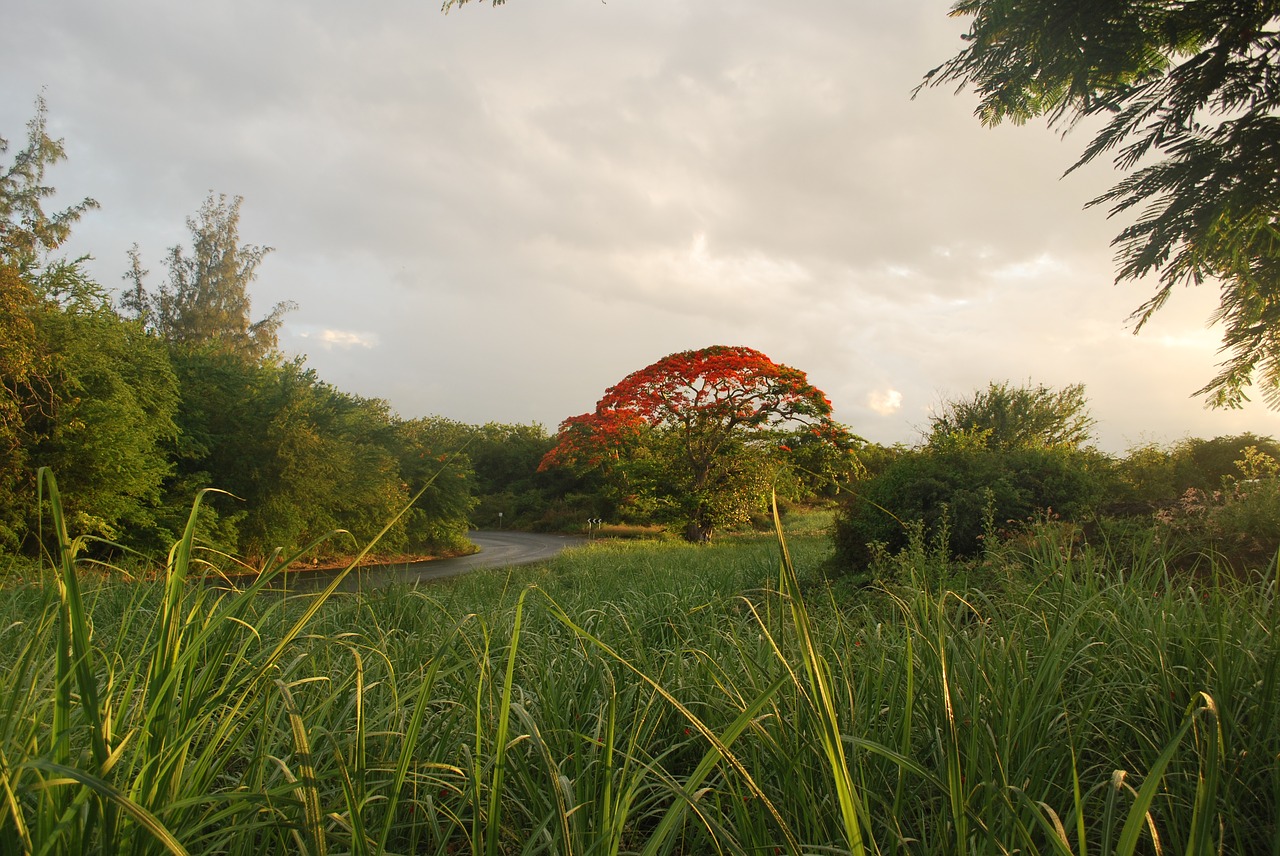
left=0, top=101, right=571, bottom=563
left=835, top=381, right=1280, bottom=579
left=6, top=100, right=1280, bottom=571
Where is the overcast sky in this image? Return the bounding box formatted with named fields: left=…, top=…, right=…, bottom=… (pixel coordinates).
left=6, top=0, right=1279, bottom=451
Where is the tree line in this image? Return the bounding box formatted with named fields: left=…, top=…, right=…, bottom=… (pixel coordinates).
left=6, top=97, right=1277, bottom=572
left=0, top=101, right=566, bottom=564
left=0, top=102, right=852, bottom=565
left=530, top=351, right=1280, bottom=576
left=835, top=380, right=1280, bottom=580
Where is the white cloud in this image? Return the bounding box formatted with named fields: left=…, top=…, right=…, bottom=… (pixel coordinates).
left=678, top=231, right=811, bottom=291
left=991, top=253, right=1068, bottom=281
left=868, top=388, right=903, bottom=416
left=298, top=329, right=380, bottom=350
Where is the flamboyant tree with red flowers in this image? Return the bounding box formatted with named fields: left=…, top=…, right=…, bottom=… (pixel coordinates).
left=540, top=345, right=853, bottom=540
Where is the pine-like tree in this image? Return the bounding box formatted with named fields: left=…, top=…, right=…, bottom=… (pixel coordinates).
left=130, top=193, right=293, bottom=361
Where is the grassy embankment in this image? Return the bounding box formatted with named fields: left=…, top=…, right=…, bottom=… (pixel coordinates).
left=2, top=475, right=1277, bottom=854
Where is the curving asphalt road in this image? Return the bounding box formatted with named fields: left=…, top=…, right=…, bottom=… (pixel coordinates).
left=284, top=530, right=584, bottom=591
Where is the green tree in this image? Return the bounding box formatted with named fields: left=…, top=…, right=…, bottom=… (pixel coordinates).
left=2, top=98, right=99, bottom=527
left=22, top=263, right=179, bottom=548
left=1112, top=432, right=1280, bottom=511
left=169, top=352, right=422, bottom=561
left=393, top=417, right=477, bottom=553
left=252, top=367, right=407, bottom=558
left=1, top=96, right=98, bottom=273
left=461, top=422, right=556, bottom=529
left=837, top=380, right=1105, bottom=574
left=0, top=264, right=46, bottom=548
left=0, top=99, right=164, bottom=552
left=127, top=193, right=293, bottom=361
left=834, top=444, right=1107, bottom=572
left=927, top=380, right=1095, bottom=451
left=922, top=2, right=1280, bottom=407
left=768, top=424, right=865, bottom=505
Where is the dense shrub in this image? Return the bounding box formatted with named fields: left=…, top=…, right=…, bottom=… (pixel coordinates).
left=834, top=444, right=1108, bottom=571
left=1149, top=446, right=1280, bottom=573
left=1110, top=433, right=1280, bottom=513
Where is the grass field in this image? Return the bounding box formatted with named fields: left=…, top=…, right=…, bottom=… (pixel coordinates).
left=2, top=481, right=1277, bottom=854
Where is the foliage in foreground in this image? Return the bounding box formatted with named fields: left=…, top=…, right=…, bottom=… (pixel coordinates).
left=3, top=478, right=1277, bottom=854
left=923, top=0, right=1280, bottom=408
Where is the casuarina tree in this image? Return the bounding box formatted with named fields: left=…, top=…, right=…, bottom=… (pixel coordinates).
left=540, top=345, right=850, bottom=541
left=124, top=193, right=293, bottom=361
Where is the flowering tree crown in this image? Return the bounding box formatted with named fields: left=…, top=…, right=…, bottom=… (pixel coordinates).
left=541, top=345, right=839, bottom=471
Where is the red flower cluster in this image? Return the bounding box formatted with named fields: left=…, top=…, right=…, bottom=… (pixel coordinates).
left=540, top=345, right=843, bottom=473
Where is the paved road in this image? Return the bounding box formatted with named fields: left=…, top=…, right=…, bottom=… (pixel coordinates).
left=285, top=530, right=584, bottom=591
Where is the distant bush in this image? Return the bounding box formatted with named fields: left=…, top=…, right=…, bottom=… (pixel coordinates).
left=1150, top=445, right=1280, bottom=574
left=834, top=444, right=1107, bottom=572
left=1110, top=433, right=1280, bottom=514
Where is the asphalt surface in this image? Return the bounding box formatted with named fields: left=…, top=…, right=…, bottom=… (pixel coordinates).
left=282, top=530, right=584, bottom=591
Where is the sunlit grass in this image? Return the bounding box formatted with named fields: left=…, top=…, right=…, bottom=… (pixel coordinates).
left=1, top=480, right=1276, bottom=853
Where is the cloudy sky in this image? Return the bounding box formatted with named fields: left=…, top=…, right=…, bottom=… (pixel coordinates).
left=6, top=0, right=1278, bottom=451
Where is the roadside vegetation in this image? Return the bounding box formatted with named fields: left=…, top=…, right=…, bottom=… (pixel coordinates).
left=0, top=101, right=571, bottom=568
left=834, top=381, right=1280, bottom=587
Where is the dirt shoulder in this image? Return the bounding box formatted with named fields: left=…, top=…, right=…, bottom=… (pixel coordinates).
left=283, top=543, right=480, bottom=573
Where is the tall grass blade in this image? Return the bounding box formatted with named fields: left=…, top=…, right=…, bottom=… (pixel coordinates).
left=486, top=585, right=531, bottom=856
left=772, top=492, right=868, bottom=855
left=508, top=702, right=573, bottom=856
left=1011, top=788, right=1076, bottom=856
left=28, top=760, right=188, bottom=855
left=136, top=488, right=217, bottom=810
left=639, top=674, right=787, bottom=856
left=1185, top=692, right=1222, bottom=855
left=935, top=592, right=968, bottom=853
left=1068, top=720, right=1087, bottom=856
left=37, top=468, right=116, bottom=845
left=375, top=614, right=473, bottom=854
left=332, top=746, right=371, bottom=856
left=892, top=629, right=914, bottom=824
left=0, top=751, right=34, bottom=852
left=337, top=646, right=370, bottom=856
left=541, top=592, right=800, bottom=854
left=1116, top=704, right=1199, bottom=856
left=277, top=679, right=327, bottom=856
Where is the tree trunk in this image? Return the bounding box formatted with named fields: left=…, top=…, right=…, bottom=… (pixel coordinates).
left=684, top=521, right=712, bottom=543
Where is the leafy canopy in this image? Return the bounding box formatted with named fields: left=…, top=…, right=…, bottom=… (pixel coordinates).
left=542, top=345, right=839, bottom=470
left=922, top=1, right=1280, bottom=408
left=928, top=380, right=1095, bottom=451
left=541, top=345, right=848, bottom=537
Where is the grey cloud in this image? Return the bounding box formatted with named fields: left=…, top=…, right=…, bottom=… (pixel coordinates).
left=4, top=0, right=1279, bottom=451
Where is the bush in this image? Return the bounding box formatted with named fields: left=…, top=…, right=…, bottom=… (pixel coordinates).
left=1110, top=433, right=1280, bottom=513
left=1152, top=470, right=1280, bottom=575
left=834, top=444, right=1107, bottom=572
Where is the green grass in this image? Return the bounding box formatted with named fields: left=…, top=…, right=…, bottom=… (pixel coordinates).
left=1, top=480, right=1277, bottom=853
